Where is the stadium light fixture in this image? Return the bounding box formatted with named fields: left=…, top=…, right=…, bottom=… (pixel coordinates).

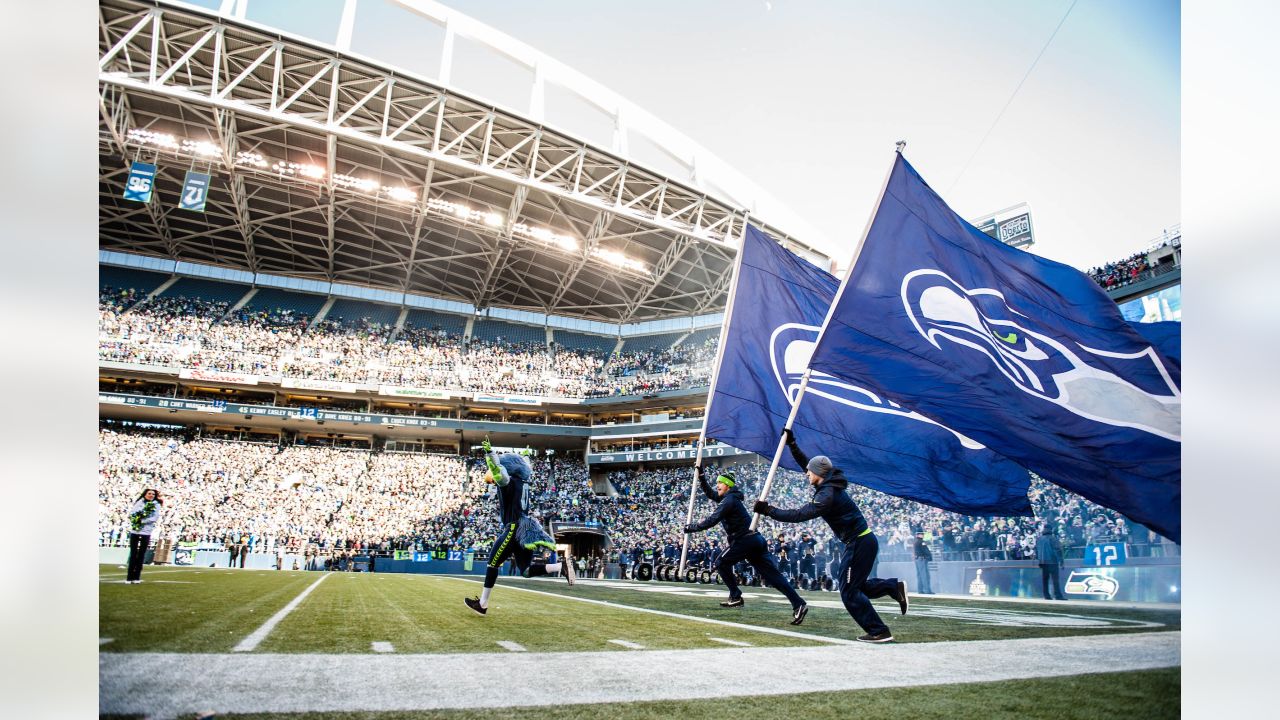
left=127, top=128, right=178, bottom=149
left=179, top=138, right=220, bottom=158
left=425, top=197, right=503, bottom=228
left=271, top=160, right=326, bottom=180
left=384, top=186, right=417, bottom=203
left=513, top=223, right=578, bottom=252
left=591, top=247, right=649, bottom=275
left=235, top=151, right=268, bottom=168
left=120, top=126, right=568, bottom=234
left=332, top=173, right=378, bottom=193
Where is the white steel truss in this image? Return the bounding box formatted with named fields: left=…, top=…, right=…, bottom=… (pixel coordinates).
left=97, top=0, right=828, bottom=323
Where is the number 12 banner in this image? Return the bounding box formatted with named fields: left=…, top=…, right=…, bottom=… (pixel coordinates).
left=123, top=161, right=156, bottom=203
left=180, top=170, right=211, bottom=212
left=1084, top=542, right=1128, bottom=566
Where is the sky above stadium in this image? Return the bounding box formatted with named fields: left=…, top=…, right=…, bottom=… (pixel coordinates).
left=221, top=0, right=1180, bottom=272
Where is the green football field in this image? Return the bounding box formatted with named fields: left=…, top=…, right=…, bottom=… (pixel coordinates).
left=99, top=565, right=1180, bottom=719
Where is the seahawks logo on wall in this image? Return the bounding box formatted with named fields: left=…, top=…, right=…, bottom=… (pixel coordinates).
left=1064, top=570, right=1121, bottom=600
left=901, top=269, right=1181, bottom=441
left=770, top=322, right=985, bottom=449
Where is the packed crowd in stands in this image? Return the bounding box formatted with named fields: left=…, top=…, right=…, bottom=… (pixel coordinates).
left=1085, top=238, right=1179, bottom=291
left=99, top=289, right=715, bottom=398
left=102, top=228, right=1176, bottom=402
left=99, top=428, right=1176, bottom=570
left=1086, top=251, right=1152, bottom=290
left=589, top=338, right=717, bottom=398
left=591, top=438, right=699, bottom=453
left=98, top=428, right=599, bottom=556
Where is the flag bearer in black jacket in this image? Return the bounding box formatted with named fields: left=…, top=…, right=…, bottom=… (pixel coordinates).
left=684, top=467, right=809, bottom=625
left=754, top=428, right=909, bottom=643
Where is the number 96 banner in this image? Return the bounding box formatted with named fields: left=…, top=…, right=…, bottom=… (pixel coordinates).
left=180, top=170, right=211, bottom=212
left=123, top=161, right=156, bottom=203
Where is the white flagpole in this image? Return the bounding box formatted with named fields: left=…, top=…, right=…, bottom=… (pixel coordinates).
left=749, top=144, right=904, bottom=531
left=677, top=211, right=751, bottom=577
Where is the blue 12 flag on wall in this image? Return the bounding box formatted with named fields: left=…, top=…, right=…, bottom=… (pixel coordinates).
left=704, top=225, right=1032, bottom=517
left=807, top=154, right=1181, bottom=541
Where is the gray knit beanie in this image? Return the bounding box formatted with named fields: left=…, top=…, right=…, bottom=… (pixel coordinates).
left=806, top=455, right=833, bottom=479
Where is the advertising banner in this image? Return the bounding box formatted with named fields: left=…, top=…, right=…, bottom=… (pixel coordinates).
left=180, top=368, right=259, bottom=385
left=378, top=385, right=453, bottom=399
left=281, top=377, right=364, bottom=393
left=997, top=212, right=1034, bottom=248
left=470, top=393, right=541, bottom=405
left=550, top=521, right=606, bottom=535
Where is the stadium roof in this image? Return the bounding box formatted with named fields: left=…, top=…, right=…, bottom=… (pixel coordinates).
left=98, top=0, right=833, bottom=323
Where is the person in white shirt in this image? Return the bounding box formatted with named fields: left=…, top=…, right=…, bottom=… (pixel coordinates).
left=125, top=489, right=162, bottom=584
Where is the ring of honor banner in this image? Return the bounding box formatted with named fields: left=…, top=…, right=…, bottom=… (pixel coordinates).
left=123, top=161, right=156, bottom=203
left=180, top=170, right=211, bottom=212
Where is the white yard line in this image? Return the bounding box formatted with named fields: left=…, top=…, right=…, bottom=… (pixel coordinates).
left=231, top=574, right=328, bottom=652
left=371, top=642, right=395, bottom=653
left=496, top=641, right=527, bottom=652
left=100, top=631, right=1180, bottom=720
left=101, top=579, right=196, bottom=584
left=98, top=567, right=193, bottom=576
left=707, top=637, right=753, bottom=647
left=99, top=638, right=113, bottom=646
left=444, top=576, right=855, bottom=646
left=608, top=639, right=645, bottom=649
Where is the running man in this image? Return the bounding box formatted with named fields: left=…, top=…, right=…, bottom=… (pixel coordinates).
left=754, top=428, right=908, bottom=642
left=685, top=467, right=809, bottom=625
left=465, top=442, right=574, bottom=616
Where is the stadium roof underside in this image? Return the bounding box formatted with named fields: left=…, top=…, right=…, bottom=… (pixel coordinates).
left=97, top=0, right=830, bottom=324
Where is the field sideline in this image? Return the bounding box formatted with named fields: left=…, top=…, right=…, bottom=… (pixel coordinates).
left=99, top=566, right=1180, bottom=719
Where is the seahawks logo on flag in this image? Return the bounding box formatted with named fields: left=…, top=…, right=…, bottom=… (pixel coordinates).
left=770, top=322, right=984, bottom=450
left=900, top=269, right=1181, bottom=441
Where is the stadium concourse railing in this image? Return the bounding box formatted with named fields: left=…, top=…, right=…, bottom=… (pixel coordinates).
left=97, top=361, right=713, bottom=405
left=98, top=390, right=709, bottom=440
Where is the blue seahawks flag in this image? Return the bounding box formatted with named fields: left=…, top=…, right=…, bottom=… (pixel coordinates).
left=1130, top=320, right=1181, bottom=366
left=807, top=154, right=1181, bottom=541
left=704, top=225, right=1032, bottom=517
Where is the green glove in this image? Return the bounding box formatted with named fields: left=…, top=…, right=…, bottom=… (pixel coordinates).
left=482, top=438, right=502, bottom=478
